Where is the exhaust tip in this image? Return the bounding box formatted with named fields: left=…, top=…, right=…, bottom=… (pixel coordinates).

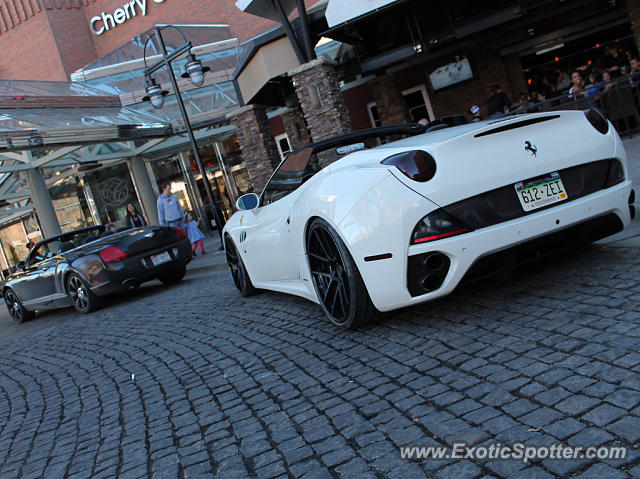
left=424, top=253, right=447, bottom=272
left=408, top=252, right=451, bottom=296
left=422, top=274, right=444, bottom=292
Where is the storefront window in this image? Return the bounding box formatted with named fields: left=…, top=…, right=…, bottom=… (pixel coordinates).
left=49, top=176, right=95, bottom=232
left=150, top=156, right=193, bottom=213
left=182, top=146, right=232, bottom=222
left=0, top=221, right=30, bottom=272
left=216, top=136, right=253, bottom=196
left=182, top=135, right=254, bottom=223
left=83, top=164, right=141, bottom=227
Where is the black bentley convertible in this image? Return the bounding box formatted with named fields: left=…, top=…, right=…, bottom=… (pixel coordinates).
left=3, top=224, right=192, bottom=321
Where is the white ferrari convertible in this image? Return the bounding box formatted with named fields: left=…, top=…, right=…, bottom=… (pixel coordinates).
left=223, top=110, right=635, bottom=329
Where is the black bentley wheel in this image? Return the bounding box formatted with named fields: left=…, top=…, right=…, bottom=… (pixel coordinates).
left=4, top=289, right=34, bottom=323
left=225, top=235, right=256, bottom=297
left=307, top=218, right=380, bottom=329
left=66, top=273, right=102, bottom=314
left=158, top=265, right=187, bottom=285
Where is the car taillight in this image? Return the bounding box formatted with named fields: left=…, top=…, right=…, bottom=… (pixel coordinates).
left=99, top=246, right=127, bottom=263
left=605, top=159, right=625, bottom=187
left=584, top=109, right=609, bottom=134
left=411, top=209, right=472, bottom=245
left=381, top=150, right=437, bottom=182
left=174, top=227, right=187, bottom=240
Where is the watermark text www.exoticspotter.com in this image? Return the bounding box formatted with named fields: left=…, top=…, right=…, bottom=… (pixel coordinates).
left=400, top=443, right=627, bottom=463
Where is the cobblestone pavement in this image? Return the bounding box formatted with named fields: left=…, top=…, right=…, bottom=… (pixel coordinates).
left=0, top=243, right=639, bottom=479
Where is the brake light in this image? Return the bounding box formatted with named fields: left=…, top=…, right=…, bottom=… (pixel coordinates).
left=381, top=150, right=437, bottom=182
left=174, top=227, right=187, bottom=240
left=411, top=209, right=471, bottom=245
left=584, top=109, right=609, bottom=134
left=99, top=246, right=127, bottom=263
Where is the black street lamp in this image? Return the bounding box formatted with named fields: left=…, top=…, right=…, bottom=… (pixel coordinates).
left=142, top=25, right=224, bottom=240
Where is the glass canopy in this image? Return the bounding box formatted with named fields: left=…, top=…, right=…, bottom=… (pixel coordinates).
left=81, top=24, right=235, bottom=71
left=0, top=79, right=171, bottom=150
left=0, top=79, right=114, bottom=97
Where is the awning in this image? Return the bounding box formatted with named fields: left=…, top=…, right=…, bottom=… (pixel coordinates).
left=235, top=0, right=297, bottom=22
left=0, top=80, right=172, bottom=152
left=324, top=0, right=398, bottom=28
left=235, top=35, right=300, bottom=104
left=0, top=107, right=171, bottom=151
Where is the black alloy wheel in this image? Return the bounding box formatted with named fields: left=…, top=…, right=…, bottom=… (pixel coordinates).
left=225, top=236, right=256, bottom=297
left=66, top=273, right=102, bottom=314
left=4, top=289, right=34, bottom=323
left=307, top=218, right=380, bottom=329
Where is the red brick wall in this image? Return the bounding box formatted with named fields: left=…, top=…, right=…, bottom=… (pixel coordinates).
left=45, top=6, right=99, bottom=78
left=627, top=0, right=640, bottom=55
left=0, top=12, right=67, bottom=81
left=269, top=116, right=285, bottom=136
left=343, top=83, right=375, bottom=130
left=428, top=48, right=524, bottom=119
left=82, top=0, right=231, bottom=58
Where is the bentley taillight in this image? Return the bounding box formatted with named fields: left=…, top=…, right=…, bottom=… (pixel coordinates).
left=411, top=209, right=472, bottom=245
left=99, top=246, right=127, bottom=263
left=174, top=227, right=187, bottom=240
left=381, top=150, right=437, bottom=182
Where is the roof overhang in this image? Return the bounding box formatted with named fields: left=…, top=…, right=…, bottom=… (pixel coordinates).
left=235, top=36, right=300, bottom=104
left=0, top=116, right=172, bottom=152
left=235, top=0, right=297, bottom=22
left=324, top=0, right=398, bottom=28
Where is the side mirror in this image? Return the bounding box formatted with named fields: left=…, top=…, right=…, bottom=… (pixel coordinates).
left=236, top=193, right=260, bottom=211
left=16, top=261, right=25, bottom=271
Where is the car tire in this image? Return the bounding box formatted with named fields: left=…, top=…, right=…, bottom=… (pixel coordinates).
left=4, top=289, right=34, bottom=323
left=225, top=235, right=257, bottom=297
left=158, top=265, right=187, bottom=285
left=307, top=218, right=381, bottom=329
left=66, top=273, right=102, bottom=314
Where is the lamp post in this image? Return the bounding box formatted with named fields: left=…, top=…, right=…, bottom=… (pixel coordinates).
left=142, top=25, right=224, bottom=240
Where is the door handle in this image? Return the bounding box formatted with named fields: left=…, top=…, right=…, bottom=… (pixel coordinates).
left=286, top=216, right=290, bottom=225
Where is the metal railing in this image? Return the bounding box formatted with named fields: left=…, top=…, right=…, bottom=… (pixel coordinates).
left=498, top=73, right=640, bottom=137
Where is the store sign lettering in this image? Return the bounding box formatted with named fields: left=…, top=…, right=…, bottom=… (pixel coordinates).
left=90, top=0, right=166, bottom=36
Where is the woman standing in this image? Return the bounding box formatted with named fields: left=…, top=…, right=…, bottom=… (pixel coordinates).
left=125, top=203, right=147, bottom=229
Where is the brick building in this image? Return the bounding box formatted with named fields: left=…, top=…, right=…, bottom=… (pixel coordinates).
left=0, top=0, right=639, bottom=273
left=0, top=0, right=281, bottom=80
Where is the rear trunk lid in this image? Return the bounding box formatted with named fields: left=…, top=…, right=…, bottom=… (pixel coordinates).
left=117, top=226, right=182, bottom=256
left=376, top=111, right=619, bottom=208
left=66, top=226, right=182, bottom=259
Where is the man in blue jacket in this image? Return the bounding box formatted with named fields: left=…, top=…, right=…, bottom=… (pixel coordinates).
left=157, top=183, right=185, bottom=228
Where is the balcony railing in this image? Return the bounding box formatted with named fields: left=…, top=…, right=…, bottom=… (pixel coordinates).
left=498, top=73, right=640, bottom=137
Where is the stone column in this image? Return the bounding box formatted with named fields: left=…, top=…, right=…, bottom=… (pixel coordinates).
left=227, top=105, right=281, bottom=194
left=369, top=74, right=411, bottom=125
left=280, top=105, right=312, bottom=149
left=25, top=168, right=61, bottom=238
left=289, top=59, right=351, bottom=142
left=629, top=0, right=640, bottom=55
left=128, top=157, right=159, bottom=225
